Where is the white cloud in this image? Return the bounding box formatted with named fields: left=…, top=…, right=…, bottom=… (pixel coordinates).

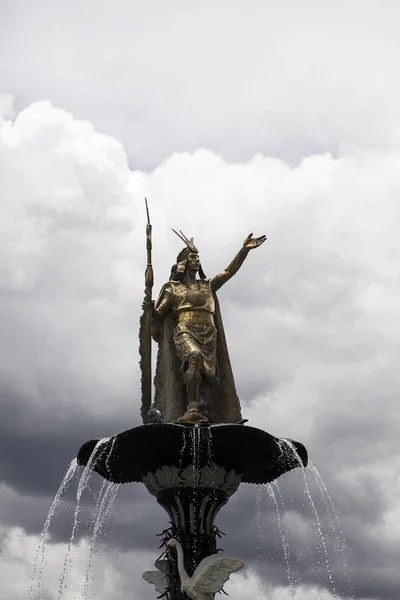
left=0, top=524, right=157, bottom=600
left=227, top=569, right=352, bottom=600
left=2, top=1, right=400, bottom=168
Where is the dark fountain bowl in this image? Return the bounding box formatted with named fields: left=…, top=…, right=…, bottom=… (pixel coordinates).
left=77, top=423, right=308, bottom=486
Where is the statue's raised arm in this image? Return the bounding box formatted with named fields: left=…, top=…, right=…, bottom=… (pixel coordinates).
left=210, top=233, right=267, bottom=292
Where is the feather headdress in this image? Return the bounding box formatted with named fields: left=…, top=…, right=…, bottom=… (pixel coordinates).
left=171, top=229, right=199, bottom=253
left=170, top=229, right=206, bottom=280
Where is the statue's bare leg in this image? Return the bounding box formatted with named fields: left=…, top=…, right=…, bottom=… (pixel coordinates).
left=185, top=354, right=201, bottom=411
left=177, top=353, right=209, bottom=424
left=186, top=382, right=198, bottom=411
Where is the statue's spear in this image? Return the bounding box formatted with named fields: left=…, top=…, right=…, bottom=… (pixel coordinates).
left=139, top=198, right=154, bottom=422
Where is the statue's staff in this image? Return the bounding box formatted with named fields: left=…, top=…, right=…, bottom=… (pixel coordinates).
left=139, top=198, right=154, bottom=422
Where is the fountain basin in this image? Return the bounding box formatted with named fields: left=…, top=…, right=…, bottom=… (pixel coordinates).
left=77, top=423, right=307, bottom=485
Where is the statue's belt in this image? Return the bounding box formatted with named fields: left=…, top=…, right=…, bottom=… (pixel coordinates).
left=177, top=310, right=214, bottom=326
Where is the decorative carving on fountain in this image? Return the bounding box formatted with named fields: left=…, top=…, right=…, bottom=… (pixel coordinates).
left=142, top=464, right=241, bottom=496
left=142, top=539, right=244, bottom=600
left=167, top=538, right=244, bottom=600
left=143, top=559, right=171, bottom=597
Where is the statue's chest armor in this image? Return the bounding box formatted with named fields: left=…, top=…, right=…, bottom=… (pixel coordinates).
left=186, top=287, right=208, bottom=306
left=173, top=281, right=214, bottom=313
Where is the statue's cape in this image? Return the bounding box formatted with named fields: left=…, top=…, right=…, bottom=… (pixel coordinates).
left=152, top=285, right=242, bottom=424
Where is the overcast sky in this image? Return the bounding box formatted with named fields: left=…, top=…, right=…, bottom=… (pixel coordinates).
left=1, top=1, right=400, bottom=599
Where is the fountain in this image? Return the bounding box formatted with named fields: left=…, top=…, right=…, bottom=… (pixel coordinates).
left=76, top=209, right=308, bottom=600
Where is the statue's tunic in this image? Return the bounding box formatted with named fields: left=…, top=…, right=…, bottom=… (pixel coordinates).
left=155, top=279, right=217, bottom=381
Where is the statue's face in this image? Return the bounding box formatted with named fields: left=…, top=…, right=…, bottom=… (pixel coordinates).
left=186, top=252, right=200, bottom=272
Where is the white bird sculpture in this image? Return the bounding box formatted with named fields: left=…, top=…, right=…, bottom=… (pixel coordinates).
left=167, top=538, right=244, bottom=600
left=142, top=558, right=170, bottom=596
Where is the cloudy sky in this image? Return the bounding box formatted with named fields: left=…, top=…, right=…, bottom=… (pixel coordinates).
left=1, top=1, right=400, bottom=599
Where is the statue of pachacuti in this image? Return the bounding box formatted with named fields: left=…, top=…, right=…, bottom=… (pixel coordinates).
left=141, top=223, right=266, bottom=425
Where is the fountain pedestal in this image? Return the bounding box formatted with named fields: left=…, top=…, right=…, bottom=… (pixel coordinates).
left=143, top=461, right=241, bottom=586
left=144, top=464, right=241, bottom=599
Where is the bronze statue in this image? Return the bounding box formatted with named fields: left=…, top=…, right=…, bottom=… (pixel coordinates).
left=141, top=223, right=266, bottom=425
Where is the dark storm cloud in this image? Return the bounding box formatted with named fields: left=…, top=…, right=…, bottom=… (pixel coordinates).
left=0, top=388, right=140, bottom=496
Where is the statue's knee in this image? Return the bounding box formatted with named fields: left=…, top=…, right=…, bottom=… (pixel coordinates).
left=188, top=352, right=201, bottom=371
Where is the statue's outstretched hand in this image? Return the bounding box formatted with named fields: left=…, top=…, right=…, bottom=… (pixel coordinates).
left=243, top=233, right=267, bottom=250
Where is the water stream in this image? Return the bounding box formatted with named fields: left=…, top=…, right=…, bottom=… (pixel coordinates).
left=105, top=436, right=117, bottom=479
left=206, top=426, right=213, bottom=465
left=266, top=483, right=295, bottom=597
left=190, top=426, right=201, bottom=569
left=254, top=485, right=268, bottom=560
left=253, top=485, right=268, bottom=598
left=308, top=462, right=346, bottom=553
left=308, top=462, right=353, bottom=598
left=56, top=437, right=109, bottom=600
left=82, top=481, right=120, bottom=599
left=178, top=427, right=188, bottom=473
left=29, top=458, right=79, bottom=600
left=190, top=426, right=200, bottom=487
left=279, top=439, right=337, bottom=597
